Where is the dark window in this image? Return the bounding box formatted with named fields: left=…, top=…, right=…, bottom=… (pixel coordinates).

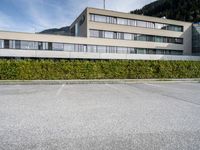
left=48, top=42, right=52, bottom=50
left=15, top=40, right=21, bottom=49
left=38, top=42, right=43, bottom=50
left=4, top=40, right=9, bottom=49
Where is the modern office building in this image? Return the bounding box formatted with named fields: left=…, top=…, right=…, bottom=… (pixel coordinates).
left=0, top=7, right=199, bottom=60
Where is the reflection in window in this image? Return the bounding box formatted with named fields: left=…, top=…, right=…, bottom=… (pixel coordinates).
left=146, top=35, right=155, bottom=42
left=107, top=46, right=117, bottom=53
left=136, top=48, right=147, bottom=54
left=148, top=49, right=156, bottom=54
left=97, top=46, right=107, bottom=53
left=15, top=40, right=21, bottom=49
left=105, top=31, right=113, bottom=39
left=90, top=14, right=184, bottom=32
left=137, top=21, right=147, bottom=28
left=147, top=22, right=155, bottom=28
left=94, top=15, right=106, bottom=22
left=107, top=16, right=117, bottom=24
left=64, top=44, right=74, bottom=52
left=135, top=34, right=146, bottom=41
left=53, top=43, right=64, bottom=51
left=21, top=41, right=38, bottom=50
left=117, top=18, right=128, bottom=25
left=155, top=23, right=164, bottom=29
left=129, top=48, right=136, bottom=54
left=4, top=40, right=9, bottom=49
left=0, top=39, right=184, bottom=55
left=87, top=45, right=97, bottom=53
left=9, top=40, right=15, bottom=49
left=156, top=49, right=164, bottom=54
left=124, top=33, right=132, bottom=40
left=0, top=40, right=4, bottom=48
left=117, top=32, right=124, bottom=40
left=128, top=20, right=136, bottom=26
left=155, top=36, right=163, bottom=43
left=90, top=30, right=99, bottom=37
left=117, top=47, right=127, bottom=54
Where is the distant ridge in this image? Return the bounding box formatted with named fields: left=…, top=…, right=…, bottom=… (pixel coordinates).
left=131, top=0, right=200, bottom=22
left=40, top=26, right=70, bottom=36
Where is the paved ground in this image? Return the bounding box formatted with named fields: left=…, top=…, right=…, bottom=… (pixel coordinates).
left=0, top=82, right=200, bottom=150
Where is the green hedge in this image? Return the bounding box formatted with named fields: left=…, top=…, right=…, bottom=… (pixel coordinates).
left=0, top=59, right=200, bottom=80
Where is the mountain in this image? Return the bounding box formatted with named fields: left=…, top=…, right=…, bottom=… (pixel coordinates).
left=39, top=26, right=71, bottom=36
left=131, top=0, right=200, bottom=22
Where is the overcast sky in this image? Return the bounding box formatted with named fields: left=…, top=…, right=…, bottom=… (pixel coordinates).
left=0, top=0, right=155, bottom=32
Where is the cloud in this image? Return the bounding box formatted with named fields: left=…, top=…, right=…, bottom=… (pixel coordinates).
left=0, top=0, right=155, bottom=32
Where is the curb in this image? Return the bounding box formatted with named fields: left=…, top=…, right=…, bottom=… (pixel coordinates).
left=0, top=79, right=199, bottom=85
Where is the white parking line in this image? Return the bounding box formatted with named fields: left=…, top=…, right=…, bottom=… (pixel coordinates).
left=143, top=83, right=162, bottom=88
left=56, top=84, right=65, bottom=96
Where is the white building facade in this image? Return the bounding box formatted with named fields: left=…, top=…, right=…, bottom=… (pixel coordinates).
left=0, top=8, right=199, bottom=60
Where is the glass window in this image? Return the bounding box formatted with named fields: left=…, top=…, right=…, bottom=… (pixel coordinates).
left=0, top=40, right=4, bottom=48
left=129, top=48, right=136, bottom=54
left=15, top=40, right=21, bottom=49
left=104, top=31, right=113, bottom=39
left=74, top=44, right=87, bottom=52
left=107, top=16, right=117, bottom=24
left=52, top=43, right=64, bottom=51
left=90, top=14, right=95, bottom=21
left=155, top=23, right=164, bottom=29
left=4, top=40, right=9, bottom=49
left=113, top=32, right=117, bottom=39
left=146, top=35, right=155, bottom=42
left=156, top=49, right=164, bottom=54
left=136, top=48, right=146, bottom=54
left=137, top=21, right=147, bottom=28
left=87, top=45, right=97, bottom=53
left=147, top=49, right=156, bottom=54
left=124, top=33, right=132, bottom=40
left=155, top=36, right=163, bottom=43
left=164, top=50, right=171, bottom=55
left=48, top=42, right=52, bottom=50
left=43, top=42, right=48, bottom=50
left=171, top=50, right=183, bottom=55
left=9, top=40, right=15, bottom=49
left=175, top=38, right=183, bottom=44
left=162, top=24, right=168, bottom=30
left=147, top=22, right=155, bottom=28
left=97, top=46, right=107, bottom=53
left=107, top=46, right=117, bottom=53
left=117, top=32, right=124, bottom=40
left=135, top=34, right=146, bottom=41
left=167, top=37, right=176, bottom=43
left=163, top=37, right=168, bottom=43
left=117, top=18, right=128, bottom=25
left=64, top=44, right=74, bottom=52
left=95, top=15, right=106, bottom=23
left=117, top=47, right=127, bottom=54
left=175, top=26, right=183, bottom=32
left=128, top=19, right=136, bottom=26
left=21, top=41, right=38, bottom=50
left=90, top=30, right=99, bottom=37
left=99, top=31, right=104, bottom=38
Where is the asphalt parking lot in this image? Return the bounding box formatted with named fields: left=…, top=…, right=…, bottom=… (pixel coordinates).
left=0, top=82, right=200, bottom=150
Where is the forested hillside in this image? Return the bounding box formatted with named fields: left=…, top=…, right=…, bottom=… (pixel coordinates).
left=131, top=0, right=200, bottom=22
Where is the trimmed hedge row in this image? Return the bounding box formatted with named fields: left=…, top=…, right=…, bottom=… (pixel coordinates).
left=0, top=59, right=200, bottom=80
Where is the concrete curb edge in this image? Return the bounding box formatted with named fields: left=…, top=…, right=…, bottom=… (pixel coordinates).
left=0, top=79, right=200, bottom=85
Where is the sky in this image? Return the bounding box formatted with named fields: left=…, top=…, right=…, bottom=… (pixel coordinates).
left=0, top=0, right=155, bottom=32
